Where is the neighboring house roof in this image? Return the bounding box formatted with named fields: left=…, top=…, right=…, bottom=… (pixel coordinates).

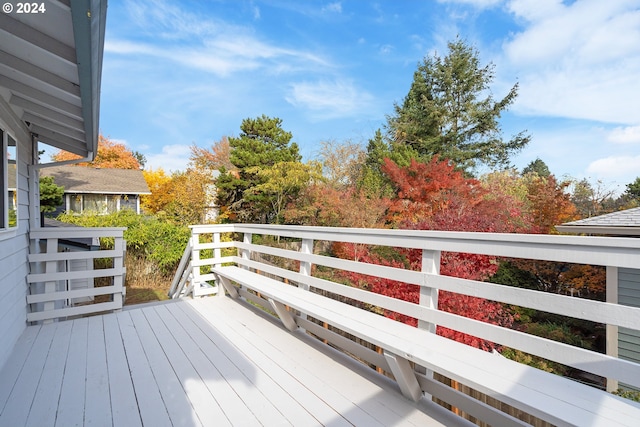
left=41, top=166, right=151, bottom=195
left=0, top=1, right=107, bottom=158
left=556, top=207, right=640, bottom=236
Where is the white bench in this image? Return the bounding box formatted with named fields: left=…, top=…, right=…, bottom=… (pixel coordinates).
left=212, top=265, right=640, bottom=427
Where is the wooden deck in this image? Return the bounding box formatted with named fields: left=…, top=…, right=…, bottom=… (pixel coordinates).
left=0, top=297, right=469, bottom=426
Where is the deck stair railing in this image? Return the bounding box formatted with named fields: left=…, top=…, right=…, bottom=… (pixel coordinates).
left=27, top=227, right=127, bottom=323
left=168, top=224, right=236, bottom=298
left=172, top=223, right=640, bottom=426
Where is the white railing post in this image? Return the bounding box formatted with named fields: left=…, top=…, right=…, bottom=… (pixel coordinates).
left=299, top=238, right=313, bottom=291
left=112, top=235, right=125, bottom=310
left=214, top=231, right=224, bottom=297
left=297, top=238, right=314, bottom=325
left=43, top=237, right=58, bottom=324
left=241, top=233, right=253, bottom=269
left=191, top=229, right=202, bottom=296
left=419, top=249, right=440, bottom=333
left=417, top=249, right=440, bottom=383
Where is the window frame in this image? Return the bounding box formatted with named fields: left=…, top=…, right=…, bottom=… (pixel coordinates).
left=1, top=128, right=18, bottom=231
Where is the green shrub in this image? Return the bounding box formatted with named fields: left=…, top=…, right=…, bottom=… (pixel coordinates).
left=57, top=210, right=190, bottom=274
left=614, top=388, right=640, bottom=402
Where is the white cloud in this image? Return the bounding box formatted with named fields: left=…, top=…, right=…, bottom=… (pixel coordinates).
left=502, top=0, right=640, bottom=125
left=145, top=144, right=191, bottom=173
left=587, top=155, right=640, bottom=181
left=437, top=0, right=502, bottom=8
left=322, top=2, right=342, bottom=14
left=379, top=44, right=394, bottom=55
left=111, top=0, right=331, bottom=78
left=285, top=80, right=375, bottom=120
left=607, top=126, right=640, bottom=144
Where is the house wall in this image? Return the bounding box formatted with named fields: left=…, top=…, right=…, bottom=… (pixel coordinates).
left=0, top=112, right=32, bottom=370
left=619, top=267, right=640, bottom=390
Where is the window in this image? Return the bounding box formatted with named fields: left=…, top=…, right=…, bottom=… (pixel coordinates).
left=1, top=129, right=17, bottom=229
left=69, top=194, right=120, bottom=214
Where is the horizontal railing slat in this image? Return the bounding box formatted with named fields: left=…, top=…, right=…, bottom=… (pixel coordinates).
left=28, top=249, right=122, bottom=263
left=26, top=301, right=122, bottom=322
left=27, top=267, right=125, bottom=283
left=30, top=227, right=127, bottom=239
left=27, top=284, right=121, bottom=304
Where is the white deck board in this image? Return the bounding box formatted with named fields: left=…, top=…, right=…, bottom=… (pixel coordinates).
left=55, top=317, right=88, bottom=427
left=0, top=320, right=56, bottom=426
left=0, top=297, right=469, bottom=427
left=25, top=321, right=72, bottom=427
left=193, top=296, right=467, bottom=427
left=85, top=315, right=112, bottom=426
left=140, top=305, right=233, bottom=427
left=154, top=303, right=262, bottom=426
left=103, top=313, right=141, bottom=427
left=117, top=310, right=173, bottom=427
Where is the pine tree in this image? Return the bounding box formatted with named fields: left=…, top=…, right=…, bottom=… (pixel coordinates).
left=387, top=38, right=530, bottom=173
left=216, top=115, right=301, bottom=223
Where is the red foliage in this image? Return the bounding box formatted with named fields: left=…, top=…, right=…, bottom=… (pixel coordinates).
left=336, top=244, right=514, bottom=351
left=332, top=157, right=533, bottom=351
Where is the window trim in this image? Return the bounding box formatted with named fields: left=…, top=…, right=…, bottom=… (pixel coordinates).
left=0, top=127, right=18, bottom=233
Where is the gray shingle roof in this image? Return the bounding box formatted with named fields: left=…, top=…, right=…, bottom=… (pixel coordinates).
left=41, top=166, right=151, bottom=195
left=557, top=207, right=640, bottom=236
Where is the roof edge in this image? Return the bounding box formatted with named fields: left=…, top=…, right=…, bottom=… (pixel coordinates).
left=556, top=225, right=640, bottom=236
left=70, top=0, right=107, bottom=160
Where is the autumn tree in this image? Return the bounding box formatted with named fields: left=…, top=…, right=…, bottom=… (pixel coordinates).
left=285, top=185, right=389, bottom=228
left=570, top=178, right=617, bottom=218
left=245, top=161, right=323, bottom=224
left=52, top=134, right=141, bottom=169
left=316, top=139, right=366, bottom=190
left=329, top=156, right=534, bottom=350
left=141, top=167, right=213, bottom=225
left=190, top=137, right=235, bottom=172
left=387, top=38, right=530, bottom=172
left=215, top=115, right=301, bottom=223
left=141, top=168, right=173, bottom=214
left=523, top=174, right=577, bottom=233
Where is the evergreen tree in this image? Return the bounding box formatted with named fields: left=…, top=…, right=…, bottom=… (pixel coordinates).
left=387, top=38, right=530, bottom=173
left=216, top=115, right=301, bottom=223
left=522, top=158, right=551, bottom=178
left=625, top=177, right=640, bottom=201
left=39, top=176, right=64, bottom=214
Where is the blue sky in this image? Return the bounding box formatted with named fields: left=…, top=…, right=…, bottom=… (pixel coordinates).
left=96, top=0, right=640, bottom=192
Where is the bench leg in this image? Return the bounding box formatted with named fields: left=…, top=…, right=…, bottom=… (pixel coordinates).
left=216, top=275, right=239, bottom=299
left=384, top=351, right=423, bottom=402
left=268, top=298, right=298, bottom=332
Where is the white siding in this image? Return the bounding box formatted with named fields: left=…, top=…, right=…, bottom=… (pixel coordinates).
left=0, top=127, right=31, bottom=370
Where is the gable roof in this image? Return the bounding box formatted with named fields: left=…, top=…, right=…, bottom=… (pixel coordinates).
left=0, top=0, right=107, bottom=158
left=556, top=207, right=640, bottom=236
left=41, top=166, right=151, bottom=195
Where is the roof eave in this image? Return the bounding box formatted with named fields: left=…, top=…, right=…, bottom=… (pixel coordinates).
left=70, top=0, right=107, bottom=160
left=556, top=225, right=640, bottom=236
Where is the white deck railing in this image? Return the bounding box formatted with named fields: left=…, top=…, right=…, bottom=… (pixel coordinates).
left=27, top=227, right=127, bottom=323
left=172, top=223, right=640, bottom=424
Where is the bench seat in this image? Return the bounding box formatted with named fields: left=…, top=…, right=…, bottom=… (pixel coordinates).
left=212, top=265, right=640, bottom=427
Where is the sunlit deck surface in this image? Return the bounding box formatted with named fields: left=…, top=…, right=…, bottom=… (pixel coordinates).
left=0, top=297, right=469, bottom=426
